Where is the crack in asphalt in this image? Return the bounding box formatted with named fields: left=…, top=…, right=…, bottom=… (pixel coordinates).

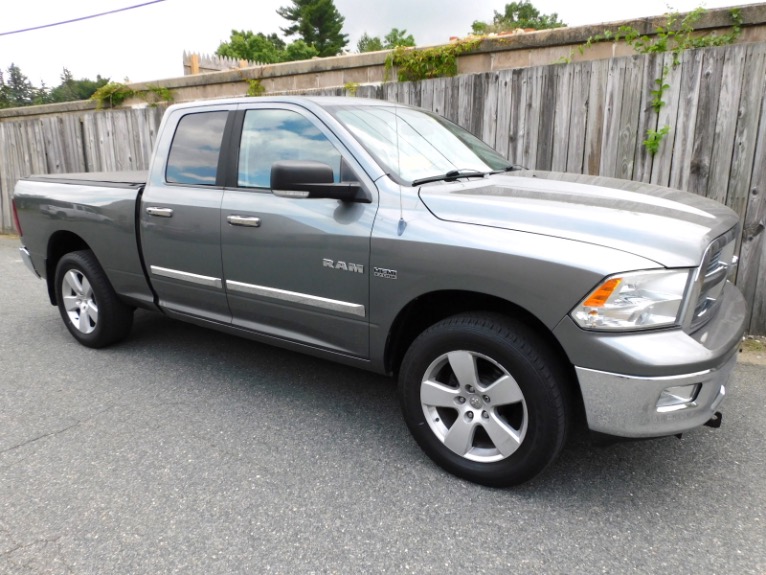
left=0, top=405, right=116, bottom=457
left=0, top=536, right=74, bottom=575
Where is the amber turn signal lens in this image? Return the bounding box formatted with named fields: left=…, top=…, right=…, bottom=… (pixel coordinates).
left=583, top=278, right=622, bottom=308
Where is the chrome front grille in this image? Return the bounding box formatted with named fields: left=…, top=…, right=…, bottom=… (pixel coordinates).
left=687, top=229, right=738, bottom=331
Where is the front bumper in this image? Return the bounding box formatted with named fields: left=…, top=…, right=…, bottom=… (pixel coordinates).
left=555, top=282, right=746, bottom=438
left=575, top=352, right=733, bottom=437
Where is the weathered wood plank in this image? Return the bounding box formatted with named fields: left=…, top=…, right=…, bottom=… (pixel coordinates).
left=566, top=62, right=591, bottom=174
left=669, top=49, right=704, bottom=192
left=112, top=112, right=134, bottom=172
left=615, top=55, right=644, bottom=180
left=584, top=59, right=608, bottom=175
left=522, top=65, right=542, bottom=169
left=430, top=77, right=447, bottom=117
left=457, top=74, right=475, bottom=132
left=469, top=74, right=486, bottom=138
left=633, top=54, right=665, bottom=183
left=419, top=79, right=435, bottom=113
left=687, top=47, right=727, bottom=197
left=706, top=44, right=746, bottom=205
left=599, top=57, right=626, bottom=177
left=551, top=63, right=573, bottom=172
left=535, top=64, right=558, bottom=171
left=0, top=124, right=12, bottom=231
left=727, top=43, right=766, bottom=222
left=493, top=69, right=516, bottom=161
left=737, top=50, right=766, bottom=334
left=508, top=68, right=528, bottom=166
left=443, top=76, right=460, bottom=124
left=650, top=52, right=684, bottom=187
left=481, top=72, right=500, bottom=149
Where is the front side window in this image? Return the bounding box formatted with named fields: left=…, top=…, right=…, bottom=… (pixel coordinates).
left=238, top=109, right=342, bottom=188
left=166, top=111, right=228, bottom=186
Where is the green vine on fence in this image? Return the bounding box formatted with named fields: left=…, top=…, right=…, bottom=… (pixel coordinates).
left=344, top=82, right=360, bottom=96
left=144, top=84, right=175, bottom=106
left=90, top=82, right=135, bottom=109
left=643, top=125, right=671, bottom=155
left=247, top=79, right=266, bottom=97
left=384, top=38, right=482, bottom=82
left=579, top=7, right=743, bottom=155
left=90, top=82, right=175, bottom=109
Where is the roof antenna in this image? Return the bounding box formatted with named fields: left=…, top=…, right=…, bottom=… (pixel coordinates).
left=395, top=94, right=407, bottom=236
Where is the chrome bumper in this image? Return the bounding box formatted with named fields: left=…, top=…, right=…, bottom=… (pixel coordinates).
left=19, top=246, right=40, bottom=278
left=576, top=350, right=735, bottom=438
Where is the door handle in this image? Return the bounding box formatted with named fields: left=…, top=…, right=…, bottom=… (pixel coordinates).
left=227, top=215, right=261, bottom=228
left=146, top=207, right=174, bottom=218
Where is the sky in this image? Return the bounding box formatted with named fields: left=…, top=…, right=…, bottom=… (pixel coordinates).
left=0, top=0, right=762, bottom=87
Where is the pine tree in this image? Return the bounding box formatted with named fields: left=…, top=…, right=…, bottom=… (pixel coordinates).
left=277, top=0, right=348, bottom=57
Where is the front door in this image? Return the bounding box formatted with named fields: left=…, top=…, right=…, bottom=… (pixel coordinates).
left=220, top=105, right=376, bottom=357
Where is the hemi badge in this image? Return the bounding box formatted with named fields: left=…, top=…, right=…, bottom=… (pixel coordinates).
left=374, top=267, right=397, bottom=280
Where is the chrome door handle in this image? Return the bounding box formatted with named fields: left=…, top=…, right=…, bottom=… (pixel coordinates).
left=146, top=207, right=174, bottom=218
left=227, top=215, right=261, bottom=228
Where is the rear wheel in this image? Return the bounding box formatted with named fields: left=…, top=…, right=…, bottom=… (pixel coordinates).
left=54, top=250, right=133, bottom=348
left=399, top=313, right=571, bottom=487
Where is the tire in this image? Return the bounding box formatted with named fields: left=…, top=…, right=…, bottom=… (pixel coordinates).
left=398, top=312, right=571, bottom=487
left=54, top=250, right=134, bottom=348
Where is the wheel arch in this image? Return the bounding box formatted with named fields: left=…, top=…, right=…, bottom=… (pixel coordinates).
left=384, top=290, right=585, bottom=420
left=46, top=231, right=91, bottom=305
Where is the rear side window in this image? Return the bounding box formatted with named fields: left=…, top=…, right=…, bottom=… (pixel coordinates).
left=166, top=111, right=228, bottom=186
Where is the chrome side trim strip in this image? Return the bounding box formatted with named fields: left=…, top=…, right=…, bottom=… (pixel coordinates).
left=226, top=280, right=366, bottom=318
left=150, top=266, right=223, bottom=289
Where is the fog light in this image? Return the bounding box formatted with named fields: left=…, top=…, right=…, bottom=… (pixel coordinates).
left=657, top=384, right=701, bottom=413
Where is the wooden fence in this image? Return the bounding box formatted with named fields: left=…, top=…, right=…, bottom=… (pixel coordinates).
left=1, top=43, right=765, bottom=334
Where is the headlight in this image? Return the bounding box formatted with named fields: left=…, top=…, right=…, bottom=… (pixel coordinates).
left=571, top=270, right=691, bottom=331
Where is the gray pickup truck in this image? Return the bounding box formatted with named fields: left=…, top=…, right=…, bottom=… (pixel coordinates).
left=12, top=96, right=746, bottom=486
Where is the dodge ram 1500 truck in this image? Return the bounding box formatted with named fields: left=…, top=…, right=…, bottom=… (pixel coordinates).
left=12, top=96, right=747, bottom=486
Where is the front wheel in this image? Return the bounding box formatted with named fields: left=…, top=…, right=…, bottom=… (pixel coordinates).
left=398, top=313, right=571, bottom=487
left=54, top=250, right=134, bottom=348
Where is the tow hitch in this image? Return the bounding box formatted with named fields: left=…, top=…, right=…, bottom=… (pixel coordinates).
left=704, top=412, right=723, bottom=429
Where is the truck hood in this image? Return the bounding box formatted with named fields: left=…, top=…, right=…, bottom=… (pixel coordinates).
left=418, top=171, right=740, bottom=268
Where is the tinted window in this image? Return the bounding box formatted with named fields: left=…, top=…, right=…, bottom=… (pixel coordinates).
left=166, top=111, right=228, bottom=186
left=238, top=109, right=341, bottom=188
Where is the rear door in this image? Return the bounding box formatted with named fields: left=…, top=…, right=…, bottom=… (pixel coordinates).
left=140, top=105, right=233, bottom=322
left=220, top=103, right=377, bottom=357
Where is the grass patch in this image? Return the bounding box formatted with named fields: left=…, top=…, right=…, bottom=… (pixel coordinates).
left=742, top=337, right=766, bottom=353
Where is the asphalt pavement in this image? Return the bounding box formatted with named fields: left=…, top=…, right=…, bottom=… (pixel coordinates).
left=1, top=235, right=765, bottom=575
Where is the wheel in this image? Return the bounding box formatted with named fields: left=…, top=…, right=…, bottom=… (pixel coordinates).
left=54, top=250, right=134, bottom=348
left=398, top=313, right=571, bottom=487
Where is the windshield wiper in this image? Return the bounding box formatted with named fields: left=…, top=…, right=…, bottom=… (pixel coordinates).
left=490, top=165, right=525, bottom=174
left=411, top=169, right=488, bottom=187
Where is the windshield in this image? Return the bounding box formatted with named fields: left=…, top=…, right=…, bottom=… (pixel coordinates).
left=330, top=104, right=512, bottom=184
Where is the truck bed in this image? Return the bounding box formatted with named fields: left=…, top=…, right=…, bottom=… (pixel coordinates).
left=13, top=171, right=155, bottom=310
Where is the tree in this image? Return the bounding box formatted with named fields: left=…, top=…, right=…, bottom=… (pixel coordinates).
left=471, top=1, right=566, bottom=35
left=47, top=68, right=109, bottom=103
left=217, top=30, right=286, bottom=64
left=278, top=0, right=348, bottom=57
left=357, top=28, right=416, bottom=53
left=357, top=32, right=384, bottom=53
left=0, top=64, right=40, bottom=108
left=216, top=30, right=318, bottom=63
left=284, top=39, right=319, bottom=61
left=383, top=28, right=415, bottom=48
